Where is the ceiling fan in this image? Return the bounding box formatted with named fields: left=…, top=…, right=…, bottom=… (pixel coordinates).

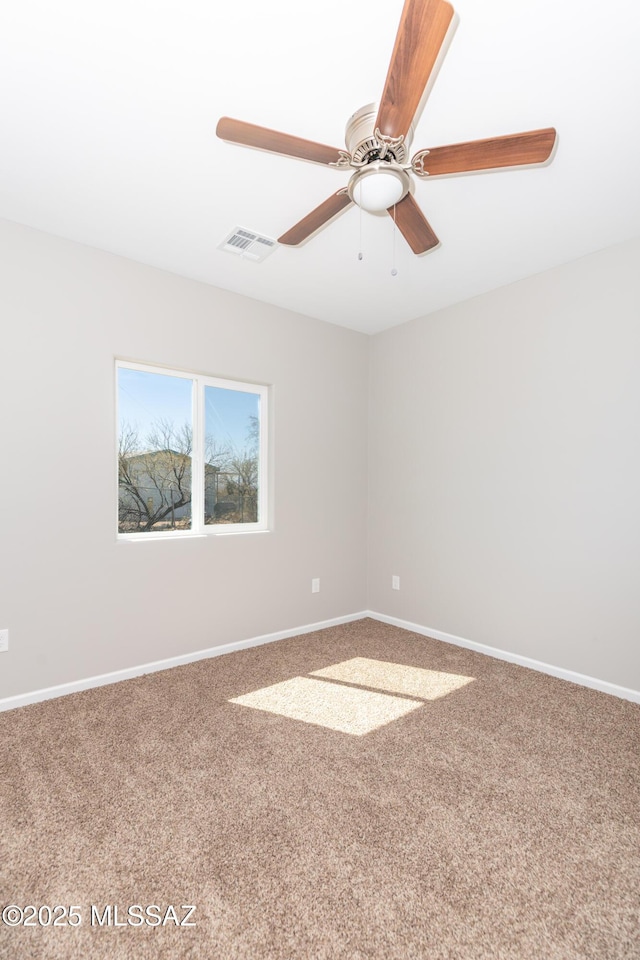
left=216, top=0, right=557, bottom=255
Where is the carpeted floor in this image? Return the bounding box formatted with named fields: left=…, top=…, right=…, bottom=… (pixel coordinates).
left=1, top=618, right=639, bottom=959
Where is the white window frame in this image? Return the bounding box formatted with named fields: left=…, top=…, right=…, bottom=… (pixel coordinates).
left=116, top=359, right=269, bottom=540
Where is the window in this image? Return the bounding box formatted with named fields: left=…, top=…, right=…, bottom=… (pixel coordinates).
left=117, top=360, right=268, bottom=537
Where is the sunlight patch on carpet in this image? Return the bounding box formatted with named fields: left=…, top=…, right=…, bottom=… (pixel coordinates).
left=229, top=676, right=422, bottom=735
left=311, top=657, right=474, bottom=700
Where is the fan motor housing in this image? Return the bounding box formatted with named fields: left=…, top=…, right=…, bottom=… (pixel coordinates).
left=345, top=103, right=414, bottom=165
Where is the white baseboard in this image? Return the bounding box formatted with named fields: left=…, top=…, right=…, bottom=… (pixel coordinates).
left=3, top=609, right=639, bottom=712
left=366, top=610, right=640, bottom=704
left=0, top=611, right=369, bottom=713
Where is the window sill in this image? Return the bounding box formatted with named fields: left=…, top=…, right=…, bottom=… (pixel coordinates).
left=117, top=528, right=271, bottom=542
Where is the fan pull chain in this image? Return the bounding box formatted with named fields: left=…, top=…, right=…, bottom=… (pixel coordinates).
left=358, top=202, right=363, bottom=261
left=391, top=205, right=398, bottom=276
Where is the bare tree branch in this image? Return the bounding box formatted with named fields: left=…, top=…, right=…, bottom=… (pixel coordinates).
left=118, top=419, right=193, bottom=532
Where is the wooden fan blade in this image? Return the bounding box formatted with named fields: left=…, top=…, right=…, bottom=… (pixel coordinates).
left=278, top=192, right=353, bottom=246
left=413, top=128, right=557, bottom=176
left=376, top=0, right=454, bottom=139
left=390, top=194, right=439, bottom=254
left=216, top=117, right=344, bottom=166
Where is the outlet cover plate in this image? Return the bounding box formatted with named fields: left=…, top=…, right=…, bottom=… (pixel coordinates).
left=0, top=629, right=8, bottom=652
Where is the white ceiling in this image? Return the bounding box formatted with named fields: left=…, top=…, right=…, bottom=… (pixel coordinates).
left=0, top=0, right=639, bottom=334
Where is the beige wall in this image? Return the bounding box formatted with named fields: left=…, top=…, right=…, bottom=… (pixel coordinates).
left=0, top=220, right=369, bottom=699
left=368, top=239, right=640, bottom=690
left=2, top=220, right=638, bottom=701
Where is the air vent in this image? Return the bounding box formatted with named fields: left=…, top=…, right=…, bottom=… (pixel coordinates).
left=218, top=227, right=277, bottom=262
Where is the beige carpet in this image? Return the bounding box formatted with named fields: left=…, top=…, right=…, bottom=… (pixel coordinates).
left=1, top=618, right=639, bottom=959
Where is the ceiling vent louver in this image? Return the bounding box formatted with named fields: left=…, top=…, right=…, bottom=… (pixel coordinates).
left=218, top=227, right=277, bottom=262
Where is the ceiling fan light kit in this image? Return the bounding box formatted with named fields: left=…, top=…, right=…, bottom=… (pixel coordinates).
left=348, top=164, right=410, bottom=213
left=343, top=102, right=413, bottom=213
left=217, top=0, right=557, bottom=255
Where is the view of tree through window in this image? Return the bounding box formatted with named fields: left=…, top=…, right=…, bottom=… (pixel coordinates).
left=204, top=386, right=260, bottom=525
left=117, top=362, right=266, bottom=536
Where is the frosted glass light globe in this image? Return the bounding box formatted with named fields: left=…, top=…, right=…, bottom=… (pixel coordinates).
left=353, top=171, right=406, bottom=212
left=348, top=163, right=410, bottom=213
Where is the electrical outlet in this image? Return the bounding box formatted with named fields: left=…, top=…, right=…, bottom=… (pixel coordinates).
left=311, top=578, right=320, bottom=594
left=392, top=576, right=400, bottom=590
left=0, top=629, right=8, bottom=652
